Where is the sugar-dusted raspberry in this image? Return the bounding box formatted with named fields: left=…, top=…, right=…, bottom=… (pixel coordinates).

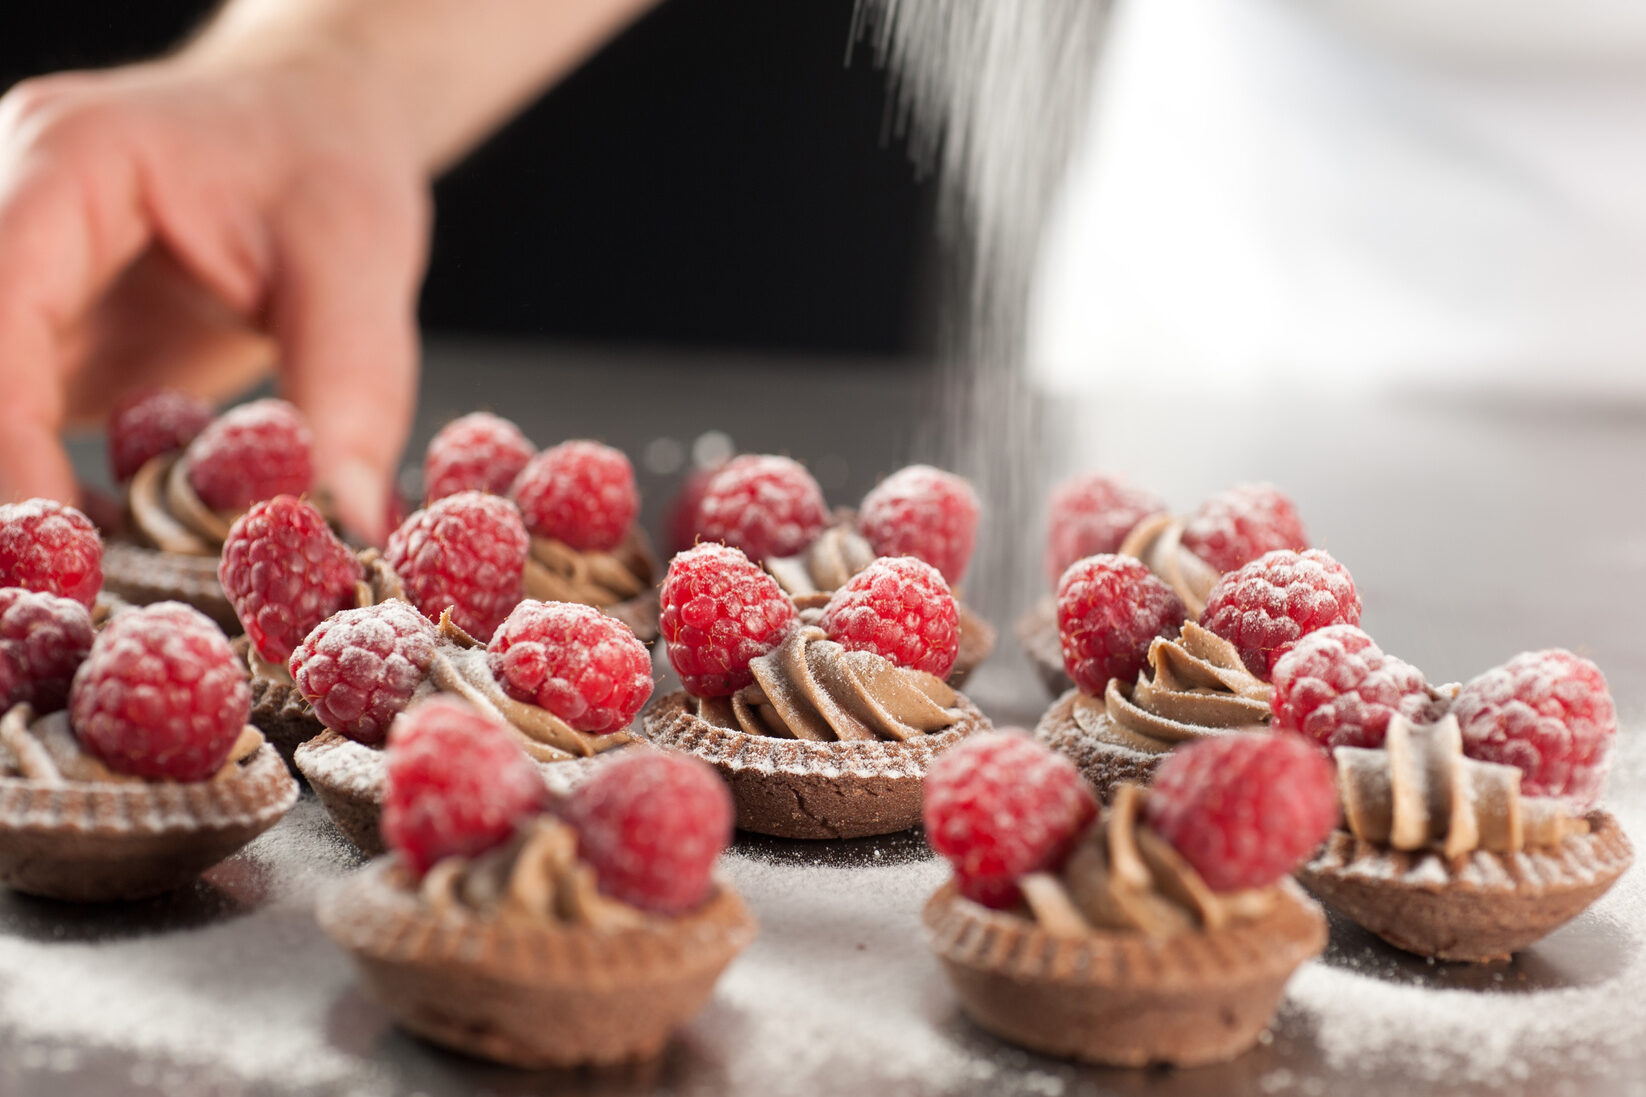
left=664, top=464, right=721, bottom=555
left=562, top=750, right=733, bottom=914
left=488, top=601, right=653, bottom=733
left=509, top=440, right=639, bottom=553
left=184, top=399, right=314, bottom=513
left=423, top=411, right=536, bottom=502
left=1056, top=554, right=1185, bottom=696
left=1452, top=650, right=1617, bottom=808
left=924, top=731, right=1098, bottom=908
left=0, top=499, right=102, bottom=609
left=1181, top=483, right=1308, bottom=575
left=1200, top=549, right=1361, bottom=679
left=818, top=556, right=959, bottom=679
left=696, top=454, right=828, bottom=561
left=386, top=491, right=529, bottom=641
left=219, top=496, right=364, bottom=665
left=1144, top=734, right=1339, bottom=893
left=0, top=588, right=94, bottom=713
left=69, top=602, right=249, bottom=782
left=659, top=542, right=798, bottom=697
left=382, top=696, right=548, bottom=876
left=1270, top=625, right=1441, bottom=751
left=1043, top=472, right=1167, bottom=585
left=107, top=388, right=214, bottom=483
left=857, top=465, right=980, bottom=585
left=290, top=601, right=438, bottom=744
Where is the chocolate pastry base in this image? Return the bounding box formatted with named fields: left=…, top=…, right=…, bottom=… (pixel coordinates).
left=248, top=675, right=323, bottom=773
left=319, top=859, right=756, bottom=1068
left=1015, top=596, right=1072, bottom=697
left=0, top=739, right=298, bottom=902
left=606, top=590, right=661, bottom=645
left=1297, top=812, right=1633, bottom=963
left=102, top=541, right=238, bottom=633
left=640, top=690, right=989, bottom=840
left=948, top=603, right=997, bottom=690
left=923, top=878, right=1326, bottom=1067
left=296, top=730, right=616, bottom=855
left=1033, top=689, right=1166, bottom=802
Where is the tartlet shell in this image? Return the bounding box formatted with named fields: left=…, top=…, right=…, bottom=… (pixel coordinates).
left=1015, top=595, right=1073, bottom=697
left=248, top=676, right=322, bottom=773
left=101, top=541, right=238, bottom=633
left=1033, top=688, right=1166, bottom=802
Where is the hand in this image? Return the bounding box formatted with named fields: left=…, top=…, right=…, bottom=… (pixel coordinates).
left=0, top=49, right=429, bottom=542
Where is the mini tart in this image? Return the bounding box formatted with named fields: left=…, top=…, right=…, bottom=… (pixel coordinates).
left=524, top=528, right=660, bottom=645
left=318, top=853, right=756, bottom=1067
left=0, top=706, right=298, bottom=901
left=1015, top=595, right=1072, bottom=696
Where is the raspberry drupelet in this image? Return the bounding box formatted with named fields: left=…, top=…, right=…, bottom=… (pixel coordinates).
left=0, top=499, right=103, bottom=610
left=290, top=601, right=439, bottom=746
left=1199, top=548, right=1360, bottom=678
left=509, top=440, right=639, bottom=553
left=386, top=491, right=530, bottom=641
left=1270, top=625, right=1442, bottom=751
left=695, top=454, right=829, bottom=561
left=423, top=412, right=536, bottom=502
left=659, top=542, right=798, bottom=697
left=818, top=556, right=959, bottom=679
left=487, top=601, right=654, bottom=734
left=857, top=465, right=980, bottom=585
left=1056, top=554, right=1186, bottom=695
left=219, top=496, right=364, bottom=665
left=184, top=399, right=315, bottom=513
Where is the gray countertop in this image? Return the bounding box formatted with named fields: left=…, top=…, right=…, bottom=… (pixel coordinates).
left=13, top=340, right=1646, bottom=1097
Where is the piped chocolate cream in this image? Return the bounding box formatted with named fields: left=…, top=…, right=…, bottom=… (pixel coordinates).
left=102, top=453, right=243, bottom=628
left=522, top=529, right=658, bottom=643
left=689, top=625, right=964, bottom=743
left=126, top=452, right=236, bottom=556
left=1118, top=514, right=1222, bottom=619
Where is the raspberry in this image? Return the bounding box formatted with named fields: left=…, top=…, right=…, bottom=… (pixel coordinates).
left=107, top=388, right=214, bottom=483
left=509, top=440, right=639, bottom=552
left=487, top=601, right=654, bottom=733
left=1271, top=625, right=1441, bottom=751
left=924, top=731, right=1098, bottom=908
left=423, top=412, right=536, bottom=502
left=1452, top=650, right=1616, bottom=808
left=818, top=556, right=959, bottom=679
left=1181, top=483, right=1308, bottom=575
left=1200, top=549, right=1361, bottom=679
left=696, top=454, right=828, bottom=561
left=659, top=542, right=798, bottom=697
left=857, top=465, right=980, bottom=585
left=0, top=589, right=94, bottom=713
left=382, top=696, right=548, bottom=876
left=386, top=491, right=529, bottom=641
left=289, top=601, right=438, bottom=745
left=219, top=496, right=364, bottom=665
left=184, top=399, right=315, bottom=513
left=562, top=750, right=733, bottom=914
left=0, top=499, right=102, bottom=609
left=1144, top=734, right=1339, bottom=893
left=1043, top=473, right=1167, bottom=585
left=1055, top=554, right=1186, bottom=696
left=68, top=602, right=250, bottom=782
left=664, top=465, right=720, bottom=555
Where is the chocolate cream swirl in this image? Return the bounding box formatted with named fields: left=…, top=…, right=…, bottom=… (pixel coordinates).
left=1019, top=784, right=1275, bottom=939
left=414, top=815, right=646, bottom=928
left=1337, top=714, right=1589, bottom=858
left=766, top=524, right=876, bottom=599
left=0, top=704, right=263, bottom=785
left=522, top=529, right=656, bottom=610
left=128, top=453, right=237, bottom=556
left=1118, top=514, right=1223, bottom=619
left=691, top=625, right=964, bottom=742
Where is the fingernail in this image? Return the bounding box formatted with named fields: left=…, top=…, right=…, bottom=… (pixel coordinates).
left=327, top=457, right=388, bottom=546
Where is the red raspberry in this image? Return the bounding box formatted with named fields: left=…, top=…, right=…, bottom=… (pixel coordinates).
left=423, top=412, right=536, bottom=502
left=857, top=465, right=980, bottom=585
left=184, top=399, right=314, bottom=513
left=1043, top=473, right=1167, bottom=585
left=562, top=750, right=733, bottom=915
left=0, top=499, right=102, bottom=609
left=107, top=388, right=214, bottom=483
left=0, top=588, right=94, bottom=713
left=924, top=731, right=1098, bottom=908
left=68, top=602, right=250, bottom=782
left=1056, top=554, right=1186, bottom=696
left=488, top=601, right=654, bottom=733
left=290, top=601, right=438, bottom=745
left=1271, top=625, right=1441, bottom=751
left=696, top=454, right=828, bottom=561
left=1452, top=650, right=1616, bottom=808
left=386, top=491, right=529, bottom=641
left=219, top=496, right=364, bottom=665
left=664, top=465, right=720, bottom=555
left=382, top=696, right=548, bottom=876
left=1144, top=734, right=1339, bottom=893
left=509, top=440, right=639, bottom=553
left=1200, top=549, right=1361, bottom=679
left=1181, top=483, right=1308, bottom=575
left=659, top=542, right=798, bottom=697
left=818, top=556, right=959, bottom=679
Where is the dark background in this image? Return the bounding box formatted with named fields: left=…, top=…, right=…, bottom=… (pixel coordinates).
left=0, top=0, right=937, bottom=356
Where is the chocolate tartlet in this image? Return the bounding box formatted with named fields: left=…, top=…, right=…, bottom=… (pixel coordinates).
left=101, top=453, right=241, bottom=631
left=925, top=785, right=1326, bottom=1067
left=0, top=704, right=297, bottom=901
left=1297, top=714, right=1633, bottom=962
left=524, top=528, right=660, bottom=644
left=642, top=625, right=991, bottom=838
left=319, top=816, right=756, bottom=1067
